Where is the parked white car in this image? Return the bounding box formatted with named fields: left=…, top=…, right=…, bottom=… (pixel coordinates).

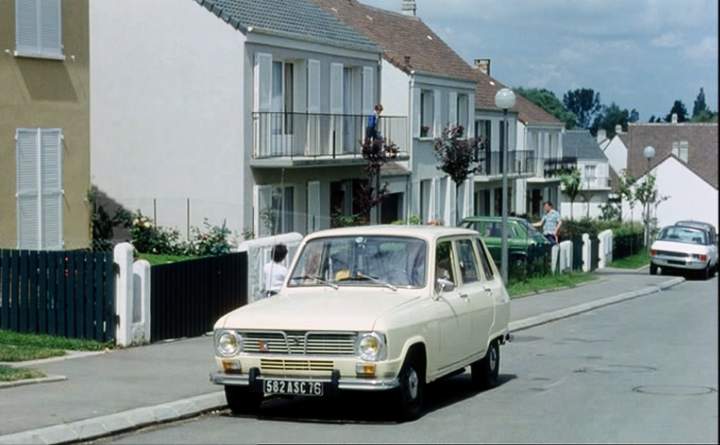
left=210, top=226, right=511, bottom=420
left=650, top=225, right=718, bottom=279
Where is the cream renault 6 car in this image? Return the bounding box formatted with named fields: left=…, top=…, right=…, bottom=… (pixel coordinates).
left=210, top=226, right=511, bottom=420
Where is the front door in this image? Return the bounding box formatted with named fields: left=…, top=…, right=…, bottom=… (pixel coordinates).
left=434, top=240, right=470, bottom=368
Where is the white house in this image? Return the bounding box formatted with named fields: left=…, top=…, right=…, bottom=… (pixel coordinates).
left=597, top=125, right=628, bottom=180
left=316, top=0, right=478, bottom=226
left=560, top=130, right=612, bottom=219
left=90, top=0, right=400, bottom=238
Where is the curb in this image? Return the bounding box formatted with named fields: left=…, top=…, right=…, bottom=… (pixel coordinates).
left=0, top=276, right=687, bottom=444
left=0, top=375, right=67, bottom=390
left=509, top=276, right=685, bottom=332
left=0, top=392, right=226, bottom=445
left=0, top=350, right=108, bottom=369
left=511, top=276, right=605, bottom=300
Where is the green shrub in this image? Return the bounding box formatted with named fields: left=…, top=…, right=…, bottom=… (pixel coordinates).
left=189, top=219, right=232, bottom=256
left=130, top=212, right=184, bottom=255
left=391, top=215, right=422, bottom=225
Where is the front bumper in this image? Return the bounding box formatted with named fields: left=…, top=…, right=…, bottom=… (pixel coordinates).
left=210, top=369, right=399, bottom=391
left=652, top=255, right=707, bottom=270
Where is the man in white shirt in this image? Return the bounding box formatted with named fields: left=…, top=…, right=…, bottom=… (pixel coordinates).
left=263, top=244, right=288, bottom=298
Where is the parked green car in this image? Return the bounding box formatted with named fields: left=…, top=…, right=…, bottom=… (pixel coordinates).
left=460, top=216, right=550, bottom=265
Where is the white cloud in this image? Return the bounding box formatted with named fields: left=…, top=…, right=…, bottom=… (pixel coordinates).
left=683, top=36, right=719, bottom=61
left=651, top=32, right=684, bottom=48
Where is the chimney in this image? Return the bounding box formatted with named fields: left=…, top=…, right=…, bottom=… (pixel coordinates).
left=401, top=0, right=416, bottom=16
left=597, top=129, right=607, bottom=143
left=671, top=113, right=678, bottom=124
left=474, top=58, right=491, bottom=76
left=614, top=124, right=622, bottom=135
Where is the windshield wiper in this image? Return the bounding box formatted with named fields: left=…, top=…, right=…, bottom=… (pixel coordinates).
left=289, top=275, right=339, bottom=290
left=355, top=272, right=398, bottom=292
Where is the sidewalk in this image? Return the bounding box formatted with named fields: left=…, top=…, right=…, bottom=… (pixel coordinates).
left=0, top=269, right=680, bottom=438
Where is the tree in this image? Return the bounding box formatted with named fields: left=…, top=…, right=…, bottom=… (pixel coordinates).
left=618, top=170, right=637, bottom=222
left=690, top=109, right=718, bottom=123
left=563, top=88, right=602, bottom=129
left=692, top=87, right=708, bottom=118
left=515, top=87, right=577, bottom=129
left=648, top=115, right=657, bottom=123
left=433, top=125, right=478, bottom=224
left=591, top=103, right=635, bottom=138
left=664, top=100, right=688, bottom=122
left=352, top=136, right=399, bottom=225
left=634, top=174, right=669, bottom=246
left=559, top=168, right=582, bottom=220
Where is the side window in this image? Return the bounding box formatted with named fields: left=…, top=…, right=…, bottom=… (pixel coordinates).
left=456, top=239, right=480, bottom=284
left=474, top=238, right=495, bottom=280
left=435, top=241, right=456, bottom=284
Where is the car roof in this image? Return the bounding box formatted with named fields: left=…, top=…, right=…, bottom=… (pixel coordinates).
left=675, top=221, right=714, bottom=231
left=303, top=225, right=479, bottom=243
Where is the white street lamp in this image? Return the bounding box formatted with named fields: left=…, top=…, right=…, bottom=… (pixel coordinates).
left=642, top=145, right=657, bottom=247
left=495, top=88, right=516, bottom=285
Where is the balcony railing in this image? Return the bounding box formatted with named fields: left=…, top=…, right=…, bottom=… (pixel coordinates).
left=475, top=149, right=536, bottom=176
left=543, top=156, right=578, bottom=176
left=252, top=112, right=408, bottom=161
left=582, top=177, right=611, bottom=189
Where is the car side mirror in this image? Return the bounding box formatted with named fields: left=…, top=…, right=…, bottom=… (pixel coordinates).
left=436, top=277, right=455, bottom=294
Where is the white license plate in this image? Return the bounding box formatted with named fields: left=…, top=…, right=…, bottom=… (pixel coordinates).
left=263, top=379, right=324, bottom=396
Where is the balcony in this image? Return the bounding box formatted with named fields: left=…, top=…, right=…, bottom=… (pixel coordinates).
left=543, top=156, right=578, bottom=177
left=251, top=112, right=409, bottom=168
left=475, top=150, right=536, bottom=177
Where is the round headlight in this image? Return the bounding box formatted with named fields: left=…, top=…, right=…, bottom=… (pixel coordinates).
left=215, top=331, right=241, bottom=357
left=357, top=332, right=386, bottom=361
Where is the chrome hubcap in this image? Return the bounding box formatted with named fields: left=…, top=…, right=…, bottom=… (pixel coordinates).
left=489, top=347, right=498, bottom=371
left=407, top=368, right=419, bottom=400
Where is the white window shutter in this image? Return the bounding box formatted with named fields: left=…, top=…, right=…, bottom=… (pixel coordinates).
left=362, top=66, right=375, bottom=115
left=15, top=0, right=39, bottom=54
left=330, top=63, right=344, bottom=114
left=16, top=129, right=40, bottom=250
left=254, top=53, right=272, bottom=112
left=433, top=89, right=442, bottom=137
left=448, top=92, right=458, bottom=128
left=445, top=176, right=455, bottom=226
left=467, top=93, right=476, bottom=138
left=412, top=87, right=421, bottom=138
left=39, top=0, right=62, bottom=56
left=307, top=59, right=321, bottom=113
left=307, top=181, right=320, bottom=233
left=40, top=129, right=63, bottom=249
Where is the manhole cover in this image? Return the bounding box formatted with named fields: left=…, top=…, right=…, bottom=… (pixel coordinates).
left=633, top=385, right=717, bottom=396
left=574, top=365, right=657, bottom=374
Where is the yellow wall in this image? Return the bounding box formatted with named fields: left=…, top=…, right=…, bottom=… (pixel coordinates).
left=0, top=0, right=90, bottom=249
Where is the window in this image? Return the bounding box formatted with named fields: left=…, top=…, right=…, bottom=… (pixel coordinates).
left=15, top=0, right=63, bottom=59
left=474, top=238, right=495, bottom=280
left=584, top=165, right=597, bottom=180
left=16, top=128, right=64, bottom=250
left=435, top=241, right=456, bottom=284
left=258, top=185, right=294, bottom=237
left=672, top=141, right=689, bottom=163
left=456, top=239, right=480, bottom=284
left=457, top=94, right=469, bottom=134
left=420, top=90, right=434, bottom=138
left=270, top=61, right=294, bottom=135
left=420, top=179, right=431, bottom=223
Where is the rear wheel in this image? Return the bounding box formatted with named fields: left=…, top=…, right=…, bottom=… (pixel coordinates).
left=649, top=263, right=658, bottom=275
left=702, top=264, right=711, bottom=280
left=471, top=340, right=500, bottom=390
left=225, top=385, right=263, bottom=415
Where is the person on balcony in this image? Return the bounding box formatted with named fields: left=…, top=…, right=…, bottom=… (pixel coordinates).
left=533, top=201, right=562, bottom=244
left=365, top=104, right=384, bottom=143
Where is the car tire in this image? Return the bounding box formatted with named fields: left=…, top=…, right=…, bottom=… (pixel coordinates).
left=703, top=264, right=711, bottom=280
left=225, top=385, right=263, bottom=415
left=393, top=355, right=425, bottom=422
left=471, top=339, right=500, bottom=390
left=649, top=263, right=658, bottom=275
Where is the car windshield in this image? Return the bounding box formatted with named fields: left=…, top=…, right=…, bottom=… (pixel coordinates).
left=288, top=236, right=427, bottom=289
left=658, top=226, right=708, bottom=245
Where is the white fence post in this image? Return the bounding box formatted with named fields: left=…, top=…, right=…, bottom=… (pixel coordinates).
left=132, top=260, right=152, bottom=345
left=598, top=229, right=614, bottom=269
left=560, top=240, right=572, bottom=273
left=582, top=233, right=591, bottom=272
left=114, top=243, right=134, bottom=347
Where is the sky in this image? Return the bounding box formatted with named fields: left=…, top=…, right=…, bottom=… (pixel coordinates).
left=361, top=0, right=718, bottom=121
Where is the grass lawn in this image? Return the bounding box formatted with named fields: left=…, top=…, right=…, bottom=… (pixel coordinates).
left=0, top=365, right=45, bottom=382
left=0, top=330, right=109, bottom=362
left=136, top=253, right=201, bottom=266
left=508, top=272, right=598, bottom=298
left=610, top=250, right=650, bottom=269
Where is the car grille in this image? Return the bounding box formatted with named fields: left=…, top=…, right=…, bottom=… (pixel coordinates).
left=655, top=250, right=689, bottom=258
left=260, top=358, right=334, bottom=373
left=241, top=331, right=357, bottom=356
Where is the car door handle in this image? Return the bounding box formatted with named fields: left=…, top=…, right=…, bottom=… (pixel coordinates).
left=459, top=293, right=470, bottom=299
left=483, top=287, right=493, bottom=294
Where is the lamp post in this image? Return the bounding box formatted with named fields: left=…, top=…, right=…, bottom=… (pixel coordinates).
left=642, top=145, right=656, bottom=246
left=495, top=88, right=516, bottom=285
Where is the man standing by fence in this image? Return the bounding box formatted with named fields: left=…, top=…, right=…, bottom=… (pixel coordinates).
left=534, top=201, right=562, bottom=245
left=263, top=244, right=288, bottom=298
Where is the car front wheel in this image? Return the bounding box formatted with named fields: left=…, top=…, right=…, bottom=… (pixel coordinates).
left=225, top=385, right=263, bottom=415
left=393, top=356, right=425, bottom=422
left=649, top=263, right=658, bottom=275
left=471, top=340, right=500, bottom=390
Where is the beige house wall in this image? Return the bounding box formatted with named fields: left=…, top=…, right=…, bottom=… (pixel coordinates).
left=0, top=0, right=90, bottom=249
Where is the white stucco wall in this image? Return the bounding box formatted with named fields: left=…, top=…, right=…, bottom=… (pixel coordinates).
left=603, top=135, right=628, bottom=175
left=380, top=60, right=409, bottom=117
left=622, top=156, right=718, bottom=231
left=90, top=0, right=247, bottom=233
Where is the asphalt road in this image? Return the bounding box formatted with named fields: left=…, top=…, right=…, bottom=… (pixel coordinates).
left=101, top=277, right=718, bottom=444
